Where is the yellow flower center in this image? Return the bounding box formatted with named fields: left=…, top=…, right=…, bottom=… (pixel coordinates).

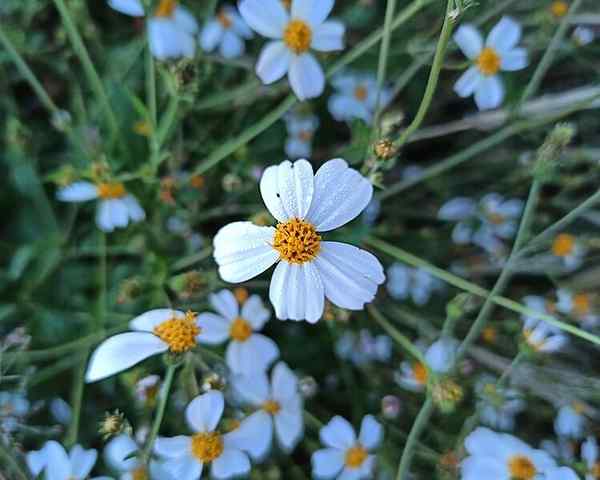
left=476, top=47, right=501, bottom=76
left=508, top=455, right=536, bottom=480
left=552, top=233, right=576, bottom=257
left=487, top=212, right=505, bottom=225
left=273, top=218, right=321, bottom=264
left=133, top=120, right=152, bottom=137
left=191, top=431, right=224, bottom=462
left=153, top=311, right=200, bottom=353
left=523, top=329, right=544, bottom=351
left=234, top=287, right=249, bottom=304
left=262, top=400, right=281, bottom=415
left=97, top=182, right=127, bottom=199
left=573, top=401, right=586, bottom=414
left=298, top=130, right=313, bottom=142
left=282, top=0, right=291, bottom=9
left=412, top=362, right=428, bottom=385
left=217, top=10, right=232, bottom=29
left=283, top=19, right=313, bottom=54
left=591, top=462, right=600, bottom=478
left=354, top=85, right=368, bottom=101
left=155, top=0, right=177, bottom=17
left=131, top=467, right=149, bottom=480
left=550, top=1, right=569, bottom=17
left=190, top=174, right=205, bottom=189
left=229, top=317, right=253, bottom=342
left=573, top=293, right=590, bottom=316
left=345, top=445, right=368, bottom=468
left=482, top=326, right=497, bottom=344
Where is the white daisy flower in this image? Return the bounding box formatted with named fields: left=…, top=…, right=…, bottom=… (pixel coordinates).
left=197, top=289, right=279, bottom=376
left=154, top=390, right=255, bottom=480
left=573, top=26, right=595, bottom=46
left=26, top=441, right=105, bottom=480
left=312, top=414, right=383, bottom=480
left=105, top=433, right=169, bottom=480
left=231, top=362, right=304, bottom=460
left=522, top=315, right=568, bottom=354
left=335, top=329, right=392, bottom=366
left=239, top=0, right=345, bottom=100
left=328, top=71, right=393, bottom=124
left=461, top=427, right=556, bottom=480
left=554, top=403, right=587, bottom=439
left=475, top=375, right=524, bottom=432
left=200, top=5, right=253, bottom=59
left=556, top=289, right=599, bottom=329
left=85, top=309, right=204, bottom=383
left=213, top=158, right=385, bottom=323
left=0, top=391, right=29, bottom=432
left=135, top=375, right=162, bottom=407
left=453, top=16, right=528, bottom=110
left=551, top=233, right=586, bottom=271
left=582, top=436, right=600, bottom=480
left=57, top=180, right=145, bottom=233
left=108, top=0, right=198, bottom=60
left=284, top=112, right=319, bottom=159
left=386, top=264, right=442, bottom=305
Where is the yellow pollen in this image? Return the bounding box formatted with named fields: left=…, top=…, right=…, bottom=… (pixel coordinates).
left=354, top=85, right=368, bottom=101
left=281, top=0, right=291, bottom=9
left=230, top=317, right=253, bottom=342
left=97, top=182, right=127, bottom=199
left=298, top=130, right=313, bottom=142
left=133, top=120, right=152, bottom=137
left=191, top=431, right=224, bottom=462
left=155, top=0, right=177, bottom=17
left=476, top=47, right=501, bottom=76
left=190, top=175, right=205, bottom=189
left=487, top=212, right=505, bottom=225
left=573, top=293, right=590, bottom=316
left=482, top=326, right=497, bottom=343
left=523, top=329, right=544, bottom=351
left=345, top=445, right=368, bottom=468
left=552, top=233, right=576, bottom=257
left=153, top=311, right=200, bottom=353
left=234, top=287, right=249, bottom=304
left=273, top=218, right=321, bottom=264
left=550, top=1, right=569, bottom=17
left=131, top=467, right=149, bottom=480
left=591, top=462, right=600, bottom=478
left=573, top=401, right=586, bottom=414
left=508, top=455, right=536, bottom=480
left=412, top=362, right=428, bottom=385
left=217, top=10, right=232, bottom=29
left=263, top=400, right=281, bottom=415
left=283, top=19, right=312, bottom=54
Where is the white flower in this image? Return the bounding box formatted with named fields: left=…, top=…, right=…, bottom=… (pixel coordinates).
left=554, top=404, right=587, bottom=439
left=551, top=233, right=586, bottom=271
left=135, top=375, right=162, bottom=406
left=461, top=427, right=556, bottom=480
left=573, top=26, right=594, bottom=46
left=200, top=5, right=253, bottom=59
left=284, top=112, right=319, bottom=159
left=582, top=436, right=600, bottom=480
left=475, top=375, right=524, bottom=431
left=57, top=181, right=145, bottom=233
left=105, top=434, right=169, bottom=480
left=521, top=299, right=568, bottom=354
left=239, top=0, right=345, bottom=100
left=312, top=415, right=382, bottom=479
left=328, top=71, right=393, bottom=124
left=386, top=264, right=442, bottom=305
left=540, top=437, right=575, bottom=463
left=547, top=467, right=581, bottom=480
left=85, top=309, right=205, bottom=383
left=108, top=0, right=198, bottom=60
left=197, top=289, right=279, bottom=375
left=453, top=16, right=528, bottom=110
left=556, top=289, right=599, bottom=329
left=231, top=362, right=304, bottom=459
left=213, top=158, right=385, bottom=323
left=26, top=441, right=104, bottom=480
left=50, top=397, right=72, bottom=426
left=335, top=330, right=392, bottom=366
left=154, top=390, right=256, bottom=480
left=0, top=391, right=29, bottom=432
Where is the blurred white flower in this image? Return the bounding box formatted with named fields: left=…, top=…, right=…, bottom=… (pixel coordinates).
left=50, top=397, right=72, bottom=426
left=197, top=289, right=279, bottom=376
left=582, top=436, right=600, bottom=480
left=453, top=16, right=528, bottom=110
left=335, top=329, right=392, bottom=366
left=554, top=403, right=587, bottom=439
left=104, top=434, right=169, bottom=480
left=312, top=415, right=382, bottom=479
left=284, top=112, right=319, bottom=159
left=556, top=289, right=599, bottom=329
left=386, top=264, right=442, bottom=305
left=475, top=375, right=524, bottom=431
left=200, top=5, right=253, bottom=58
left=26, top=441, right=102, bottom=480
left=239, top=0, right=345, bottom=99
left=522, top=307, right=568, bottom=354
left=540, top=436, right=575, bottom=464
left=135, top=375, right=161, bottom=407
left=547, top=467, right=581, bottom=480
left=57, top=181, right=145, bottom=233
left=0, top=391, right=29, bottom=432
left=328, top=71, right=393, bottom=124
left=573, top=26, right=595, bottom=46
left=213, top=158, right=385, bottom=323
left=551, top=233, right=586, bottom=271
left=108, top=0, right=199, bottom=60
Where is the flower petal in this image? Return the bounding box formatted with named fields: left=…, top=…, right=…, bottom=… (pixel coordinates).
left=226, top=334, right=280, bottom=375
left=161, top=455, right=202, bottom=480
left=200, top=21, right=223, bottom=52
left=256, top=41, right=291, bottom=84
left=43, top=441, right=71, bottom=480
left=272, top=361, right=298, bottom=403
left=500, top=47, right=528, bottom=71
left=232, top=371, right=270, bottom=405
left=56, top=181, right=98, bottom=202
left=292, top=0, right=334, bottom=28
left=154, top=436, right=192, bottom=459
left=453, top=24, right=483, bottom=59
left=211, top=448, right=251, bottom=479
left=104, top=435, right=139, bottom=472
left=239, top=0, right=288, bottom=38
left=85, top=332, right=167, bottom=383
left=130, top=309, right=184, bottom=332
left=320, top=416, right=356, bottom=449
left=185, top=390, right=224, bottom=433
left=241, top=295, right=270, bottom=330
left=197, top=313, right=231, bottom=345
left=69, top=445, right=97, bottom=479
left=474, top=75, right=504, bottom=111
left=306, top=159, right=373, bottom=232
left=486, top=16, right=521, bottom=53
left=358, top=415, right=383, bottom=450
left=224, top=411, right=272, bottom=461
left=288, top=53, right=325, bottom=100
left=96, top=200, right=115, bottom=232
left=454, top=66, right=482, bottom=98
left=173, top=6, right=199, bottom=34
left=311, top=448, right=345, bottom=478
left=274, top=407, right=304, bottom=452
left=311, top=20, right=345, bottom=52
left=123, top=195, right=145, bottom=223
left=209, top=289, right=239, bottom=320
left=220, top=30, right=245, bottom=59
left=108, top=0, right=144, bottom=17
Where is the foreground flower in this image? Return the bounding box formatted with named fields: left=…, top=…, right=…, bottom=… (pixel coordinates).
left=239, top=0, right=345, bottom=100
left=284, top=112, right=319, bottom=159
left=26, top=441, right=102, bottom=480
left=461, top=427, right=556, bottom=480
left=231, top=362, right=304, bottom=459
left=108, top=0, right=198, bottom=60
left=85, top=309, right=203, bottom=382
left=582, top=436, right=600, bottom=480
left=554, top=403, right=587, bottom=439
left=312, top=415, right=382, bottom=479
left=475, top=375, right=524, bottom=431
left=57, top=181, right=145, bottom=232
left=386, top=263, right=442, bottom=305
left=453, top=16, right=528, bottom=110
left=104, top=434, right=167, bottom=480
left=200, top=5, right=253, bottom=58
left=328, top=71, right=393, bottom=124
left=213, top=158, right=385, bottom=323
left=154, top=390, right=255, bottom=479
left=197, top=289, right=279, bottom=375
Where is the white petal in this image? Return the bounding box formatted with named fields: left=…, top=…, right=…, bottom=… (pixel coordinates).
left=425, top=338, right=458, bottom=373
left=161, top=456, right=202, bottom=480
left=213, top=222, right=279, bottom=283
left=274, top=407, right=304, bottom=452
left=211, top=448, right=250, bottom=479
left=238, top=0, right=288, bottom=38
left=241, top=295, right=270, bottom=330
left=154, top=436, right=192, bottom=459
left=306, top=159, right=373, bottom=231
left=311, top=448, right=345, bottom=478
left=453, top=24, right=483, bottom=59
left=314, top=242, right=385, bottom=310
left=438, top=197, right=476, bottom=220
left=461, top=455, right=506, bottom=479
left=269, top=261, right=325, bottom=322
left=292, top=0, right=334, bottom=28
left=174, top=6, right=199, bottom=34
left=220, top=31, right=245, bottom=59
left=108, top=0, right=144, bottom=17
left=148, top=19, right=178, bottom=60
left=224, top=411, right=272, bottom=461
left=311, top=20, right=345, bottom=52
left=486, top=16, right=522, bottom=53
left=547, top=467, right=579, bottom=480
left=209, top=289, right=240, bottom=320
left=185, top=390, right=224, bottom=433
left=328, top=94, right=371, bottom=123
left=288, top=53, right=325, bottom=100
left=452, top=222, right=472, bottom=244
left=130, top=309, right=184, bottom=332
left=320, top=416, right=356, bottom=449
left=110, top=199, right=130, bottom=228
left=500, top=48, right=528, bottom=71
left=69, top=445, right=97, bottom=478
left=260, top=159, right=314, bottom=222
left=338, top=468, right=362, bottom=480
left=272, top=361, right=298, bottom=402
left=582, top=437, right=598, bottom=467
left=228, top=9, right=253, bottom=38
left=104, top=435, right=139, bottom=472
left=196, top=313, right=230, bottom=345
left=44, top=441, right=71, bottom=480
left=256, top=41, right=291, bottom=84
left=123, top=195, right=145, bottom=223
left=85, top=332, right=167, bottom=383
left=232, top=372, right=270, bottom=405
left=26, top=447, right=49, bottom=477
left=474, top=75, right=504, bottom=111
left=285, top=138, right=312, bottom=159
left=200, top=21, right=224, bottom=52
left=454, top=66, right=482, bottom=98
left=56, top=181, right=98, bottom=202
left=96, top=200, right=115, bottom=232
left=358, top=415, right=383, bottom=450
left=226, top=334, right=279, bottom=375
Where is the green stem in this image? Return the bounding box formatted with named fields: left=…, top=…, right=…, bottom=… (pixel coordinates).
left=64, top=359, right=86, bottom=447
left=396, top=397, right=434, bottom=480
left=146, top=46, right=157, bottom=128
left=0, top=441, right=30, bottom=480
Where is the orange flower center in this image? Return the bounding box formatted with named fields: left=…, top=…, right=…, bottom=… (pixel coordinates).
left=298, top=130, right=313, bottom=142
left=482, top=326, right=497, bottom=343
left=191, top=431, right=223, bottom=462
left=550, top=1, right=569, bottom=17
left=284, top=20, right=312, bottom=54
left=573, top=293, right=590, bottom=316
left=552, top=233, right=576, bottom=257
left=281, top=0, right=291, bottom=9
left=523, top=329, right=545, bottom=351
left=97, top=182, right=127, bottom=199
left=413, top=362, right=428, bottom=385
left=153, top=311, right=200, bottom=353
left=476, top=47, right=501, bottom=76
left=508, top=455, right=536, bottom=480
left=217, top=10, right=232, bottom=29
left=354, top=85, right=368, bottom=101
left=131, top=467, right=148, bottom=480
left=345, top=445, right=368, bottom=468
left=233, top=287, right=249, bottom=304
left=190, top=175, right=205, bottom=189
left=273, top=218, right=321, bottom=264
left=230, top=317, right=253, bottom=342
left=155, top=0, right=177, bottom=17
left=591, top=462, right=600, bottom=478
left=262, top=399, right=281, bottom=415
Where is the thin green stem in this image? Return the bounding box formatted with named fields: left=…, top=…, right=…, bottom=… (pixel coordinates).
left=146, top=46, right=157, bottom=128
left=0, top=441, right=30, bottom=480
left=64, top=359, right=86, bottom=447
left=396, top=397, right=434, bottom=480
